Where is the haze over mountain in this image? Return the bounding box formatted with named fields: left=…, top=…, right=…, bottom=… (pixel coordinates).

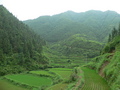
left=24, top=10, right=120, bottom=42
left=24, top=10, right=120, bottom=61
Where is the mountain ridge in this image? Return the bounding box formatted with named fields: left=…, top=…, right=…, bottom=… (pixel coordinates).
left=24, top=10, right=120, bottom=42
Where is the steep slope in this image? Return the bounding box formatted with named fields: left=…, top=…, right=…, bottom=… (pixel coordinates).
left=89, top=25, right=120, bottom=90
left=0, top=5, right=48, bottom=76
left=24, top=10, right=120, bottom=42
left=48, top=34, right=103, bottom=65
left=51, top=34, right=102, bottom=57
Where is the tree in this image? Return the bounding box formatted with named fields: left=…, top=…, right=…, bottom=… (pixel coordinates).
left=111, top=27, right=118, bottom=39
left=0, top=50, right=4, bottom=63
left=108, top=34, right=112, bottom=42
left=118, top=23, right=120, bottom=35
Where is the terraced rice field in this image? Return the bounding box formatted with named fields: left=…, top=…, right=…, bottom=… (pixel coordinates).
left=30, top=70, right=54, bottom=77
left=81, top=67, right=110, bottom=90
left=49, top=68, right=72, bottom=79
left=0, top=80, right=27, bottom=90
left=48, top=68, right=73, bottom=90
left=48, top=83, right=68, bottom=90
left=4, top=74, right=52, bottom=87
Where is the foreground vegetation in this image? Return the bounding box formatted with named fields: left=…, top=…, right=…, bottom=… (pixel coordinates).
left=81, top=67, right=110, bottom=90
left=0, top=80, right=27, bottom=90
left=4, top=74, right=52, bottom=88
left=88, top=25, right=120, bottom=90
left=0, top=68, right=74, bottom=90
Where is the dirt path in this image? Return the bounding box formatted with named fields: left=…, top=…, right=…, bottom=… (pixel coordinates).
left=81, top=67, right=110, bottom=90
left=99, top=61, right=109, bottom=77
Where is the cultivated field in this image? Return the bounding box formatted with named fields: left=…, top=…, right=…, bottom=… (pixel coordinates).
left=49, top=68, right=72, bottom=79
left=1, top=67, right=110, bottom=90
left=81, top=67, right=110, bottom=90
left=1, top=68, right=73, bottom=90
left=4, top=74, right=52, bottom=89
left=30, top=70, right=54, bottom=77
left=0, top=80, right=27, bottom=90
left=47, top=68, right=73, bottom=90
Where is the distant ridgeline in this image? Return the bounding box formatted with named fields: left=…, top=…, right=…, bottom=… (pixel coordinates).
left=24, top=10, right=120, bottom=61
left=0, top=5, right=48, bottom=76
left=24, top=10, right=120, bottom=43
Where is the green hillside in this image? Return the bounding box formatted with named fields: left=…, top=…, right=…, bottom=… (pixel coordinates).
left=23, top=10, right=120, bottom=64
left=0, top=5, right=48, bottom=76
left=50, top=34, right=103, bottom=60
left=24, top=10, right=120, bottom=42
left=88, top=25, right=120, bottom=90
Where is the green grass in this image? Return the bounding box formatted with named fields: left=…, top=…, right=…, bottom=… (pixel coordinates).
left=47, top=68, right=73, bottom=90
left=0, top=80, right=27, bottom=90
left=48, top=83, right=68, bottom=90
left=30, top=70, right=54, bottom=77
left=49, top=68, right=72, bottom=79
left=2, top=68, right=73, bottom=90
left=81, top=67, right=110, bottom=90
left=4, top=74, right=52, bottom=87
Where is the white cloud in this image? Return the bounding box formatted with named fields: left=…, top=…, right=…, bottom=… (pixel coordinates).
left=1, top=0, right=120, bottom=20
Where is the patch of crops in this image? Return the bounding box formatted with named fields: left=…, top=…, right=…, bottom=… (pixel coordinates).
left=0, top=80, right=27, bottom=90
left=81, top=67, right=110, bottom=90
left=49, top=68, right=72, bottom=71
left=47, top=68, right=73, bottom=90
left=4, top=74, right=52, bottom=88
left=49, top=68, right=72, bottom=79
left=30, top=70, right=54, bottom=77
left=48, top=83, right=68, bottom=90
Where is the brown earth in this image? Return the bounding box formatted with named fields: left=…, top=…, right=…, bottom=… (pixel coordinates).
left=99, top=61, right=110, bottom=77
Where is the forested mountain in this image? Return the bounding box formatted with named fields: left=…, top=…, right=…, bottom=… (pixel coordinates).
left=24, top=10, right=120, bottom=42
left=24, top=10, right=120, bottom=63
left=50, top=34, right=103, bottom=59
left=0, top=5, right=48, bottom=75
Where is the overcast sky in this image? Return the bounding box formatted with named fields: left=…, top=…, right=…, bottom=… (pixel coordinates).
left=0, top=0, right=120, bottom=21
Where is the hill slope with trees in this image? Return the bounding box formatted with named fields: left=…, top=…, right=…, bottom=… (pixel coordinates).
left=0, top=5, right=48, bottom=76
left=88, top=24, right=120, bottom=90
left=24, top=10, right=120, bottom=42
left=23, top=10, right=120, bottom=63
left=49, top=34, right=103, bottom=62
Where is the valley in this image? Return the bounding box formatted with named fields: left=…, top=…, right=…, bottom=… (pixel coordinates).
left=0, top=5, right=120, bottom=90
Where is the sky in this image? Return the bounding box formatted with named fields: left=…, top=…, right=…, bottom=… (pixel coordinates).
left=0, top=0, right=120, bottom=21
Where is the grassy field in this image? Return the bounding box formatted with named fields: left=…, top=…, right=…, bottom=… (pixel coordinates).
left=4, top=74, right=52, bottom=88
left=49, top=68, right=72, bottom=79
left=30, top=70, right=54, bottom=77
left=81, top=67, right=110, bottom=90
left=1, top=68, right=72, bottom=90
left=48, top=83, right=68, bottom=90
left=1, top=67, right=111, bottom=90
left=47, top=68, right=73, bottom=90
left=0, top=80, right=27, bottom=90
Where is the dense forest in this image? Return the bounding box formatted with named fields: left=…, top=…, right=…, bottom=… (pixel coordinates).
left=24, top=10, right=120, bottom=42
left=0, top=5, right=48, bottom=76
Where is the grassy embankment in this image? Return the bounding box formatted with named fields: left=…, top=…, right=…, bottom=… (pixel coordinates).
left=81, top=67, right=110, bottom=90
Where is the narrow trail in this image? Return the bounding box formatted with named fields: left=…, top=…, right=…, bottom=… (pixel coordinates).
left=81, top=67, right=110, bottom=90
